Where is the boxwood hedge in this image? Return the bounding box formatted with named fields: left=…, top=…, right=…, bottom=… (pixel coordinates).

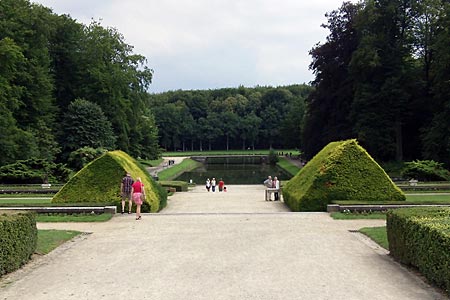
left=283, top=139, right=405, bottom=211
left=52, top=150, right=167, bottom=212
left=387, top=208, right=450, bottom=295
left=0, top=211, right=37, bottom=276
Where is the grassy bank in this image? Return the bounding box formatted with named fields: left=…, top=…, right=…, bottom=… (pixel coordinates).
left=36, top=213, right=113, bottom=222
left=36, top=230, right=82, bottom=254
left=277, top=157, right=301, bottom=176
left=157, top=158, right=202, bottom=181
left=359, top=226, right=388, bottom=249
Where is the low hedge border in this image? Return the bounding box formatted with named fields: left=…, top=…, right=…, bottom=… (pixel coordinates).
left=0, top=211, right=37, bottom=276
left=387, top=207, right=450, bottom=295
left=159, top=181, right=189, bottom=192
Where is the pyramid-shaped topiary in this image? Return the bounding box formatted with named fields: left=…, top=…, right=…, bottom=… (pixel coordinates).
left=52, top=150, right=167, bottom=212
left=283, top=139, right=405, bottom=211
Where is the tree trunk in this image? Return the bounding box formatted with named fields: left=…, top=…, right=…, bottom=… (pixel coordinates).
left=226, top=135, right=229, bottom=151
left=199, top=140, right=203, bottom=151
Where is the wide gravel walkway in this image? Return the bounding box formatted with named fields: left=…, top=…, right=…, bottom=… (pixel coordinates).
left=0, top=185, right=447, bottom=300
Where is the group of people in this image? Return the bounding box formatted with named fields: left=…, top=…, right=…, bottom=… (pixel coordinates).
left=263, top=175, right=280, bottom=201
left=205, top=177, right=226, bottom=192
left=120, top=172, right=145, bottom=220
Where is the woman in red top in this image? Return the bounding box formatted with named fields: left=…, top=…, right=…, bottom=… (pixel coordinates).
left=131, top=177, right=145, bottom=220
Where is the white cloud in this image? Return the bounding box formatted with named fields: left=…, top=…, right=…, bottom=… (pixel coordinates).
left=32, top=0, right=350, bottom=92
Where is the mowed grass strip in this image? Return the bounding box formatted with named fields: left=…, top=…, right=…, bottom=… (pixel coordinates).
left=359, top=226, right=388, bottom=250
left=277, top=157, right=301, bottom=176
left=36, top=229, right=82, bottom=254
left=157, top=158, right=202, bottom=181
left=36, top=213, right=113, bottom=222
left=330, top=212, right=387, bottom=220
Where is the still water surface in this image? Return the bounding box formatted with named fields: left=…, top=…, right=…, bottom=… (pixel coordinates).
left=175, top=163, right=292, bottom=185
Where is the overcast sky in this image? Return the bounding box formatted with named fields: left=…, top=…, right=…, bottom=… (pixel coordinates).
left=32, top=0, right=350, bottom=93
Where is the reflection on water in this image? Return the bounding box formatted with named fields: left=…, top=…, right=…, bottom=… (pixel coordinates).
left=174, top=163, right=292, bottom=185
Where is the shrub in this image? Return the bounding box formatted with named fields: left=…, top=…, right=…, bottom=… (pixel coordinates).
left=52, top=150, right=167, bottom=212
left=0, top=158, right=71, bottom=184
left=0, top=211, right=37, bottom=276
left=283, top=139, right=405, bottom=211
left=159, top=181, right=189, bottom=192
left=387, top=208, right=450, bottom=295
left=268, top=149, right=279, bottom=165
left=67, top=147, right=108, bottom=170
left=401, top=160, right=450, bottom=181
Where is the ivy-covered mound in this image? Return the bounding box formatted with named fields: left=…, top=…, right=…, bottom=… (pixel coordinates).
left=52, top=151, right=167, bottom=212
left=283, top=139, right=405, bottom=211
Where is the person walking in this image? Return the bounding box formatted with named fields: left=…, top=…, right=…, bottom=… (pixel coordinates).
left=218, top=178, right=225, bottom=192
left=211, top=178, right=217, bottom=192
left=263, top=175, right=273, bottom=201
left=206, top=178, right=211, bottom=192
left=120, top=172, right=134, bottom=214
left=273, top=176, right=280, bottom=201
left=131, top=177, right=145, bottom=220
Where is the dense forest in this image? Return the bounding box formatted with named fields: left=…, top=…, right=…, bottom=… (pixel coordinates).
left=1, top=0, right=450, bottom=172
left=0, top=0, right=158, bottom=168
left=304, top=0, right=450, bottom=166
left=148, top=85, right=311, bottom=151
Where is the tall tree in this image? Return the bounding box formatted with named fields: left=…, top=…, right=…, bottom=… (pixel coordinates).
left=303, top=2, right=361, bottom=158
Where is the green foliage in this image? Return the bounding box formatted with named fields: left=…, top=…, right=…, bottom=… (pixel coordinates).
left=268, top=149, right=279, bottom=165
left=387, top=208, right=450, bottom=294
left=60, top=99, right=116, bottom=153
left=401, top=160, right=450, bottom=181
left=283, top=139, right=405, bottom=212
left=36, top=213, right=113, bottom=222
left=0, top=158, right=71, bottom=184
left=0, top=211, right=37, bottom=276
left=149, top=85, right=311, bottom=151
left=52, top=150, right=167, bottom=212
left=68, top=147, right=108, bottom=171
left=159, top=181, right=189, bottom=192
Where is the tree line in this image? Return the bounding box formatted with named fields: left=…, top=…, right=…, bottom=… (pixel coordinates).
left=0, top=0, right=158, bottom=168
left=1, top=0, right=449, bottom=171
left=304, top=0, right=450, bottom=166
left=148, top=85, right=311, bottom=151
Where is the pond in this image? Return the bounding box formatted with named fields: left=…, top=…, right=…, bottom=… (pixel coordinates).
left=174, top=157, right=292, bottom=185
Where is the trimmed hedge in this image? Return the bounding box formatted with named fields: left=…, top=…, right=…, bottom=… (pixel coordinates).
left=387, top=208, right=450, bottom=295
left=159, top=181, right=189, bottom=192
left=0, top=211, right=37, bottom=276
left=52, top=151, right=167, bottom=212
left=283, top=139, right=405, bottom=211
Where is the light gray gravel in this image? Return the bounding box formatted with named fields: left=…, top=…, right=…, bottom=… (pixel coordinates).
left=0, top=185, right=447, bottom=300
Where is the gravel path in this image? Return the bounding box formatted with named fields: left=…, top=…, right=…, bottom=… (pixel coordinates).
left=0, top=185, right=447, bottom=300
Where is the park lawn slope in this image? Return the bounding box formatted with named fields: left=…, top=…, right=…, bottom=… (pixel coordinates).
left=283, top=139, right=405, bottom=211
left=52, top=151, right=166, bottom=212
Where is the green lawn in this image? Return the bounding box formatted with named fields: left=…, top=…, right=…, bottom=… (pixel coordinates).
left=157, top=158, right=202, bottom=181
left=330, top=212, right=387, bottom=220
left=0, top=198, right=53, bottom=205
left=277, top=157, right=301, bottom=176
left=36, top=229, right=82, bottom=254
left=359, top=226, right=388, bottom=249
left=139, top=158, right=164, bottom=167
left=36, top=213, right=113, bottom=222
left=405, top=193, right=450, bottom=202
